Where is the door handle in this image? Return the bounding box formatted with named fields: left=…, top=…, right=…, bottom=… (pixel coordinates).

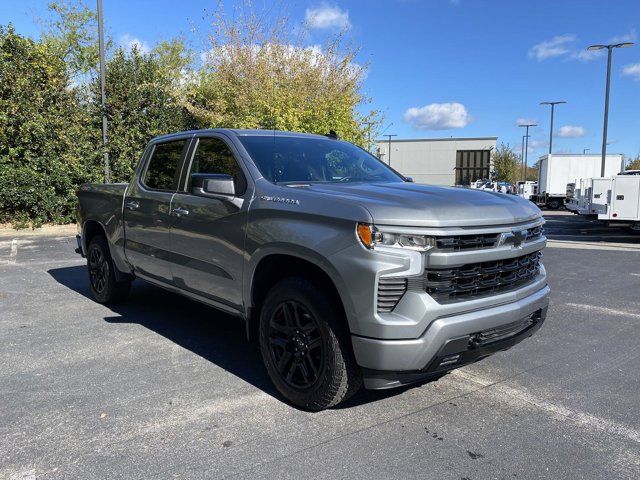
left=126, top=200, right=140, bottom=210
left=172, top=207, right=189, bottom=217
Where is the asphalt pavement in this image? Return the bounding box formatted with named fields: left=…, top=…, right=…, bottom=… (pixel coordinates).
left=1, top=212, right=639, bottom=479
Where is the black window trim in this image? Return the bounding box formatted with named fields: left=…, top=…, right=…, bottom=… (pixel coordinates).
left=178, top=134, right=249, bottom=196
left=139, top=137, right=192, bottom=193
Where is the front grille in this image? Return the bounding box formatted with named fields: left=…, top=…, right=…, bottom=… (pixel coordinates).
left=434, top=225, right=543, bottom=252
left=377, top=277, right=407, bottom=313
left=435, top=233, right=499, bottom=251
left=418, top=251, right=542, bottom=303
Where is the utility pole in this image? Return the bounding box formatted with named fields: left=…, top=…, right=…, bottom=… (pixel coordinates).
left=384, top=134, right=397, bottom=167
left=540, top=101, right=566, bottom=154
left=520, top=135, right=527, bottom=181
left=97, top=0, right=110, bottom=182
left=519, top=123, right=536, bottom=181
left=587, top=42, right=634, bottom=177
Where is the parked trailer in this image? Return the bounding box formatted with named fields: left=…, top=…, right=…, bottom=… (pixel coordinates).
left=530, top=154, right=623, bottom=209
left=517, top=181, right=537, bottom=200
left=597, top=175, right=640, bottom=232
left=590, top=177, right=613, bottom=216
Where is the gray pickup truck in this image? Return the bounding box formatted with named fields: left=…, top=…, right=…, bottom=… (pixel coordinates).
left=76, top=129, right=549, bottom=410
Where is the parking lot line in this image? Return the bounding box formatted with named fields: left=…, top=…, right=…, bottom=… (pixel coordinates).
left=453, top=370, right=640, bottom=444
left=9, top=239, right=18, bottom=264
left=564, top=303, right=640, bottom=319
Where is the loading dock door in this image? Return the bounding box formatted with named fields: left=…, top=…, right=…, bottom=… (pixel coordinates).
left=455, top=150, right=491, bottom=185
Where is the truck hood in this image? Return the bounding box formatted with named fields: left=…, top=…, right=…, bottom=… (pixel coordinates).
left=296, top=182, right=542, bottom=227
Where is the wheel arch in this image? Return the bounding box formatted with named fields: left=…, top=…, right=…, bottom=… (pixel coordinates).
left=82, top=219, right=133, bottom=282
left=245, top=247, right=354, bottom=342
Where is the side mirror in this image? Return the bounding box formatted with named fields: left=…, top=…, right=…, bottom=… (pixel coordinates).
left=405, top=176, right=414, bottom=183
left=191, top=173, right=235, bottom=197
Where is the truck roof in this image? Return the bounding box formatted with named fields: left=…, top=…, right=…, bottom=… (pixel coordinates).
left=151, top=128, right=332, bottom=143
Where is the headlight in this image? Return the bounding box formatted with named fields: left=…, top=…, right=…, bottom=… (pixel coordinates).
left=357, top=223, right=435, bottom=251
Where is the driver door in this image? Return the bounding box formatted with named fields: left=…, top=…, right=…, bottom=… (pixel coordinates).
left=169, top=135, right=250, bottom=312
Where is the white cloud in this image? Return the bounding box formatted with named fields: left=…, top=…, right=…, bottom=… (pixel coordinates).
left=622, top=63, right=640, bottom=80
left=557, top=125, right=586, bottom=138
left=528, top=34, right=575, bottom=61
left=119, top=34, right=150, bottom=54
left=527, top=139, right=548, bottom=153
left=403, top=102, right=471, bottom=130
left=529, top=30, right=637, bottom=62
left=609, top=29, right=637, bottom=44
left=516, top=118, right=537, bottom=126
left=572, top=49, right=604, bottom=62
left=305, top=4, right=351, bottom=30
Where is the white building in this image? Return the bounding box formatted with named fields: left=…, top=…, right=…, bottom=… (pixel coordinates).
left=375, top=137, right=498, bottom=186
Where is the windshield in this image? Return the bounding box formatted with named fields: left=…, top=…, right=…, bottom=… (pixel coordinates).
left=238, top=135, right=405, bottom=184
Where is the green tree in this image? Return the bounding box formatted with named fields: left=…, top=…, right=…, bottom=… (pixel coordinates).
left=40, top=1, right=102, bottom=77
left=89, top=47, right=189, bottom=183
left=492, top=143, right=521, bottom=185
left=186, top=4, right=380, bottom=146
left=626, top=155, right=640, bottom=170
left=0, top=26, right=96, bottom=227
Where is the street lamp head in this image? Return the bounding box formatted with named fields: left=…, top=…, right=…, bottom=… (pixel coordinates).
left=588, top=42, right=634, bottom=51
left=540, top=101, right=567, bottom=105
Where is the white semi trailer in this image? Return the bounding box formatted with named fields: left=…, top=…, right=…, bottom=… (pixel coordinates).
left=530, top=154, right=623, bottom=209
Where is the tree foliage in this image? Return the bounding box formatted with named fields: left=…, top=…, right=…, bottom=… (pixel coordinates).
left=492, top=143, right=521, bottom=185
left=40, top=0, right=102, bottom=76
left=89, top=47, right=190, bottom=183
left=1, top=1, right=379, bottom=226
left=0, top=25, right=96, bottom=227
left=626, top=155, right=640, bottom=171
left=186, top=6, right=379, bottom=146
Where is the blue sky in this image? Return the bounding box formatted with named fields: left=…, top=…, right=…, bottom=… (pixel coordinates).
left=3, top=0, right=639, bottom=160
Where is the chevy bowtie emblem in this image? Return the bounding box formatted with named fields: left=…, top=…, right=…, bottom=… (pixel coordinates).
left=497, top=229, right=526, bottom=248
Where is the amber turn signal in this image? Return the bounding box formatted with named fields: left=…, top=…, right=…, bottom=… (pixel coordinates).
left=357, top=223, right=374, bottom=248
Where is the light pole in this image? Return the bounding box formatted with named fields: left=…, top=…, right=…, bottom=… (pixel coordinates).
left=540, top=101, right=566, bottom=154
left=587, top=42, right=634, bottom=177
left=519, top=123, right=536, bottom=181
left=384, top=134, right=397, bottom=167
left=520, top=135, right=527, bottom=182
left=97, top=0, right=109, bottom=182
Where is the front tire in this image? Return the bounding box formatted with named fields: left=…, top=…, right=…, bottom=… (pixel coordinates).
left=87, top=236, right=131, bottom=304
left=258, top=277, right=362, bottom=411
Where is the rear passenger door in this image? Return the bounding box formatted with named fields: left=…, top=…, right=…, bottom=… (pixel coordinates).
left=123, top=138, right=189, bottom=284
left=169, top=135, right=250, bottom=312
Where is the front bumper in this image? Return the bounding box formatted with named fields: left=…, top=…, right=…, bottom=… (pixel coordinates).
left=351, top=284, right=549, bottom=389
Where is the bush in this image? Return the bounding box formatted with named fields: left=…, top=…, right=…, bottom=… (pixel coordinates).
left=0, top=25, right=96, bottom=227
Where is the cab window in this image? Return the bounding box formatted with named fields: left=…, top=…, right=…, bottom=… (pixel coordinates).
left=143, top=140, right=186, bottom=191
left=187, top=137, right=247, bottom=194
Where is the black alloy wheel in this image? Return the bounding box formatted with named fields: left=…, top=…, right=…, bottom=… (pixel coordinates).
left=86, top=235, right=132, bottom=304
left=268, top=300, right=324, bottom=390
left=88, top=245, right=109, bottom=294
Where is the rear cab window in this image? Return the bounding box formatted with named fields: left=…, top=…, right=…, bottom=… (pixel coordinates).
left=142, top=140, right=188, bottom=191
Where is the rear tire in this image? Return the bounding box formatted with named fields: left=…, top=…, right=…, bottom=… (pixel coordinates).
left=546, top=198, right=562, bottom=210
left=258, top=277, right=362, bottom=411
left=87, top=235, right=131, bottom=304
